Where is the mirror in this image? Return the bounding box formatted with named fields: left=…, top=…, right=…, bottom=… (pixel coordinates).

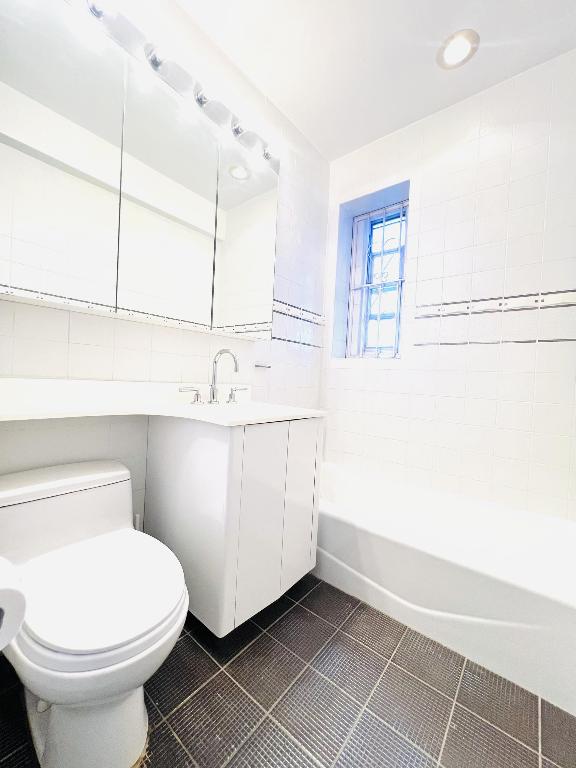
left=212, top=143, right=279, bottom=337
left=117, top=58, right=218, bottom=327
left=0, top=0, right=125, bottom=307
left=0, top=0, right=279, bottom=339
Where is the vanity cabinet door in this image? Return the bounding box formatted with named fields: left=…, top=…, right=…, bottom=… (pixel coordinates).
left=281, top=419, right=321, bottom=591
left=235, top=421, right=289, bottom=625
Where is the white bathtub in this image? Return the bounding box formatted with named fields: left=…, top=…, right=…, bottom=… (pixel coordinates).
left=315, top=462, right=576, bottom=716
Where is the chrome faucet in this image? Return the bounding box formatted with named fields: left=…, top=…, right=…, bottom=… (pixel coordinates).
left=209, top=349, right=239, bottom=404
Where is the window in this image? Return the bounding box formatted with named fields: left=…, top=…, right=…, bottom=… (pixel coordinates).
left=346, top=200, right=408, bottom=358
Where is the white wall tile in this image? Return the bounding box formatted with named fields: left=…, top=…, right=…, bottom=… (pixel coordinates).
left=69, top=343, right=114, bottom=380
left=14, top=303, right=69, bottom=341
left=12, top=337, right=68, bottom=378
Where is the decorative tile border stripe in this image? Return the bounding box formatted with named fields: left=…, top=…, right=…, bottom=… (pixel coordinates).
left=415, top=289, right=576, bottom=320
left=273, top=299, right=325, bottom=325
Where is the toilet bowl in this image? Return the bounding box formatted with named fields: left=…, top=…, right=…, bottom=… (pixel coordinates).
left=0, top=461, right=189, bottom=768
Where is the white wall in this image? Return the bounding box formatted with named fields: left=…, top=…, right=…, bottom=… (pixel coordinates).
left=324, top=49, right=576, bottom=520
left=0, top=2, right=327, bottom=505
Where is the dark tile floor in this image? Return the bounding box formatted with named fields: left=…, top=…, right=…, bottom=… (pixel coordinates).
left=1, top=573, right=575, bottom=768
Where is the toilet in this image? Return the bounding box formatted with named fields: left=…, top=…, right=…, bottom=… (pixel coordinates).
left=0, top=461, right=189, bottom=768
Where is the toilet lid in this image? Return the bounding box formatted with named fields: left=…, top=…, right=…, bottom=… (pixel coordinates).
left=20, top=529, right=186, bottom=655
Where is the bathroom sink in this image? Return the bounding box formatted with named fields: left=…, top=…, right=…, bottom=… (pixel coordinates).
left=159, top=400, right=324, bottom=426
left=0, top=378, right=324, bottom=425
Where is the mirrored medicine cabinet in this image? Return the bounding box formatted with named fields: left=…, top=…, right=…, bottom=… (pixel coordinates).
left=0, top=0, right=279, bottom=338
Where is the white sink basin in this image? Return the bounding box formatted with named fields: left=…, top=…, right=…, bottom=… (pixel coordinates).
left=0, top=378, right=324, bottom=425
left=159, top=400, right=324, bottom=426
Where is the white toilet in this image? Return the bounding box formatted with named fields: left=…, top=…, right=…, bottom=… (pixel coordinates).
left=0, top=461, right=189, bottom=768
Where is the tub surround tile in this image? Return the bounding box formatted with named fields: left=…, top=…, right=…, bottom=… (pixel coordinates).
left=394, top=629, right=465, bottom=698
left=142, top=722, right=194, bottom=767
left=285, top=573, right=321, bottom=601
left=301, top=583, right=360, bottom=626
left=145, top=633, right=219, bottom=716
left=185, top=613, right=261, bottom=666
left=368, top=663, right=453, bottom=758
left=341, top=603, right=407, bottom=658
left=167, top=671, right=264, bottom=768
left=252, top=595, right=296, bottom=629
left=335, top=711, right=436, bottom=768
left=541, top=700, right=576, bottom=768
left=272, top=668, right=362, bottom=766
left=227, top=718, right=319, bottom=767
left=226, top=633, right=305, bottom=709
left=311, top=631, right=387, bottom=704
left=441, top=706, right=539, bottom=768
left=457, top=661, right=539, bottom=749
left=268, top=604, right=334, bottom=662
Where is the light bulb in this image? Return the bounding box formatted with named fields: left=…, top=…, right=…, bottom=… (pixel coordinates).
left=229, top=165, right=251, bottom=181
left=145, top=44, right=164, bottom=71
left=86, top=0, right=117, bottom=20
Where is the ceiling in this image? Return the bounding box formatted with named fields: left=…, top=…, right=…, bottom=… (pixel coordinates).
left=176, top=0, right=576, bottom=159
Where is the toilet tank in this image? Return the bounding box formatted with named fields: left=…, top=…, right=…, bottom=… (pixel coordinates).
left=0, top=461, right=132, bottom=564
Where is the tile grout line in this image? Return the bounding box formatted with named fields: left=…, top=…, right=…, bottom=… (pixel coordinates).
left=538, top=696, right=542, bottom=768
left=255, top=601, right=543, bottom=760
left=193, top=579, right=321, bottom=672
left=155, top=714, right=200, bottom=768
left=218, top=597, right=360, bottom=768
left=451, top=700, right=541, bottom=756
left=436, top=656, right=467, bottom=768
left=328, top=625, right=409, bottom=767
left=257, top=628, right=451, bottom=766
left=0, top=743, right=31, bottom=766
left=152, top=586, right=552, bottom=768
left=218, top=669, right=323, bottom=768
left=149, top=586, right=324, bottom=739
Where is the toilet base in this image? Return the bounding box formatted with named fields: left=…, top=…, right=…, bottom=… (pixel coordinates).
left=25, top=686, right=149, bottom=768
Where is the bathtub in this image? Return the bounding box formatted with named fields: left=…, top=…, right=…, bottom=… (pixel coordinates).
left=315, top=462, right=576, bottom=717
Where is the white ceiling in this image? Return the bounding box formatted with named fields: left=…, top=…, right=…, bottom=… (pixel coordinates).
left=177, top=0, right=576, bottom=159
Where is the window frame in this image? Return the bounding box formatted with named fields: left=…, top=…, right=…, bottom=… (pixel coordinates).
left=346, top=200, right=408, bottom=359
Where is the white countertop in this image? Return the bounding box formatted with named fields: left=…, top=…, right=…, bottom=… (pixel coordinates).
left=0, top=379, right=324, bottom=427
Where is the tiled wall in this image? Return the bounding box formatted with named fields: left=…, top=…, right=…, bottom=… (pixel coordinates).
left=0, top=2, right=327, bottom=504
left=0, top=298, right=321, bottom=512
left=324, top=49, right=576, bottom=520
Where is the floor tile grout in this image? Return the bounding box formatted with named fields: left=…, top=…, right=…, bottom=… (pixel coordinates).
left=158, top=715, right=200, bottom=768
left=454, top=701, right=541, bottom=755
left=436, top=653, right=467, bottom=767
left=538, top=696, right=543, bottom=768
left=0, top=744, right=30, bottom=766
left=329, top=626, right=410, bottom=767
left=386, top=658, right=455, bottom=701
left=179, top=598, right=545, bottom=764
left=218, top=595, right=358, bottom=768
left=3, top=576, right=571, bottom=768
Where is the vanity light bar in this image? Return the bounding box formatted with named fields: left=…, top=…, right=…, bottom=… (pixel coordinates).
left=84, top=0, right=279, bottom=174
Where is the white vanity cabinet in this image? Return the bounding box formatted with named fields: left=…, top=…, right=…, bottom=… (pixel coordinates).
left=144, top=415, right=322, bottom=637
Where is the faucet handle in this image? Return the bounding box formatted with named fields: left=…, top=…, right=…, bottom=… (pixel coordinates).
left=227, top=386, right=248, bottom=403
left=179, top=386, right=202, bottom=403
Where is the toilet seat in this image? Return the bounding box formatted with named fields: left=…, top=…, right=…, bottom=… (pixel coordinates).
left=16, top=529, right=186, bottom=673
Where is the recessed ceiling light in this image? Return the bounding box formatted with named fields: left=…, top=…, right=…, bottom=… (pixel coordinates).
left=229, top=165, right=251, bottom=181
left=437, top=29, right=480, bottom=69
